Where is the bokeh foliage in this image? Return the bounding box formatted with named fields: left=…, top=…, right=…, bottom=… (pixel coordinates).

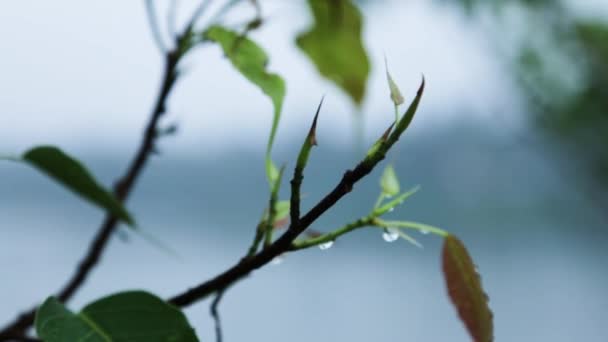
left=442, top=0, right=608, bottom=206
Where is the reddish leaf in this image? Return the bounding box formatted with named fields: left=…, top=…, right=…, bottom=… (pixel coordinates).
left=442, top=235, right=493, bottom=342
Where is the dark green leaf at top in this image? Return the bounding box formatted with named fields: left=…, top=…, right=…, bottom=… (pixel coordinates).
left=35, top=291, right=198, bottom=342
left=15, top=146, right=134, bottom=226
left=296, top=0, right=370, bottom=105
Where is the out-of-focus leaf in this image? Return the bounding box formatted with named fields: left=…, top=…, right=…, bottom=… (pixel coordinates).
left=10, top=146, right=134, bottom=226
left=35, top=291, right=198, bottom=342
left=274, top=200, right=290, bottom=222
left=296, top=0, right=370, bottom=105
left=204, top=25, right=286, bottom=185
left=442, top=235, right=493, bottom=342
left=380, top=164, right=400, bottom=197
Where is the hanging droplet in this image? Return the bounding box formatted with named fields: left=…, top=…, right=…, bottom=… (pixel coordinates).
left=271, top=256, right=284, bottom=265
left=382, top=227, right=399, bottom=242
left=420, top=228, right=430, bottom=235
left=318, top=241, right=334, bottom=250
left=388, top=207, right=395, bottom=212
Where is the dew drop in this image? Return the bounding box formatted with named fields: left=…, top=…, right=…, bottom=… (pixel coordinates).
left=420, top=228, right=430, bottom=235
left=318, top=241, right=334, bottom=250
left=388, top=207, right=395, bottom=212
left=271, top=256, right=284, bottom=265
left=382, top=227, right=399, bottom=242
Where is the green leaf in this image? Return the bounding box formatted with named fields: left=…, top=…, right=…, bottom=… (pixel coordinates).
left=274, top=200, right=291, bottom=223
left=204, top=25, right=286, bottom=185
left=380, top=164, right=400, bottom=197
left=373, top=186, right=419, bottom=216
left=442, top=235, right=493, bottom=342
left=296, top=0, right=370, bottom=105
left=9, top=146, right=134, bottom=226
left=35, top=291, right=198, bottom=342
left=390, top=77, right=425, bottom=142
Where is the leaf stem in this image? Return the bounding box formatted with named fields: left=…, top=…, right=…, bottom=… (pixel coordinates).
left=290, top=216, right=374, bottom=251
left=375, top=219, right=448, bottom=237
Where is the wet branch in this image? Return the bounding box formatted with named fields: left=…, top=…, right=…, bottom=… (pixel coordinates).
left=168, top=149, right=387, bottom=307
left=168, top=78, right=425, bottom=308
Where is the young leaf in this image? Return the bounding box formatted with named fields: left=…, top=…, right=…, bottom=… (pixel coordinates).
left=274, top=200, right=291, bottom=223
left=11, top=146, right=134, bottom=226
left=373, top=186, right=419, bottom=216
left=384, top=57, right=404, bottom=107
left=35, top=291, right=198, bottom=342
left=442, top=235, right=493, bottom=342
left=296, top=0, right=370, bottom=105
left=389, top=77, right=425, bottom=144
left=204, top=25, right=286, bottom=186
left=380, top=164, right=400, bottom=197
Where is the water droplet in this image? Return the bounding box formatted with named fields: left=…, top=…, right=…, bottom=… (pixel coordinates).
left=382, top=227, right=399, bottom=242
left=271, top=256, right=284, bottom=265
left=420, top=228, right=430, bottom=235
left=318, top=241, right=334, bottom=250
left=388, top=207, right=395, bottom=212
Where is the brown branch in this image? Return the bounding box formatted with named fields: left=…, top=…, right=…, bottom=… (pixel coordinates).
left=167, top=79, right=426, bottom=308
left=0, top=51, right=181, bottom=342
left=169, top=156, right=382, bottom=307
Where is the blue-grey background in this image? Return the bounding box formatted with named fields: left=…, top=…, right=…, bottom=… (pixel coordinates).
left=1, top=1, right=607, bottom=341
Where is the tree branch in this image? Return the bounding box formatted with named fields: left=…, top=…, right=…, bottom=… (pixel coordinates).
left=0, top=51, right=181, bottom=342
left=168, top=78, right=425, bottom=308
left=169, top=153, right=384, bottom=307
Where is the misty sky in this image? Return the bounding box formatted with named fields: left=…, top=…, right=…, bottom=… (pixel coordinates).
left=0, top=0, right=523, bottom=157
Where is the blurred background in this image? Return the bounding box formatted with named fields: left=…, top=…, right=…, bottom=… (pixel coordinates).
left=1, top=0, right=607, bottom=341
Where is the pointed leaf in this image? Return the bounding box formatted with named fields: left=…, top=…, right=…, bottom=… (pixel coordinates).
left=296, top=0, right=370, bottom=105
left=373, top=186, right=419, bottom=216
left=442, top=235, right=493, bottom=342
left=13, top=146, right=134, bottom=226
left=35, top=291, right=198, bottom=342
left=390, top=77, right=425, bottom=142
left=204, top=25, right=286, bottom=185
left=385, top=57, right=404, bottom=106
left=380, top=164, right=400, bottom=197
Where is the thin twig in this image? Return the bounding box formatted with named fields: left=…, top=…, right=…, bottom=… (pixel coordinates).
left=169, top=145, right=391, bottom=307
left=0, top=49, right=181, bottom=342
left=167, top=0, right=180, bottom=39
left=210, top=289, right=226, bottom=342
left=168, top=80, right=426, bottom=307
left=145, top=0, right=168, bottom=52
left=184, top=0, right=213, bottom=33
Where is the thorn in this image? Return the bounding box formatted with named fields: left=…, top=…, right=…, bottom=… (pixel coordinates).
left=308, top=96, right=324, bottom=146
left=381, top=122, right=395, bottom=142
